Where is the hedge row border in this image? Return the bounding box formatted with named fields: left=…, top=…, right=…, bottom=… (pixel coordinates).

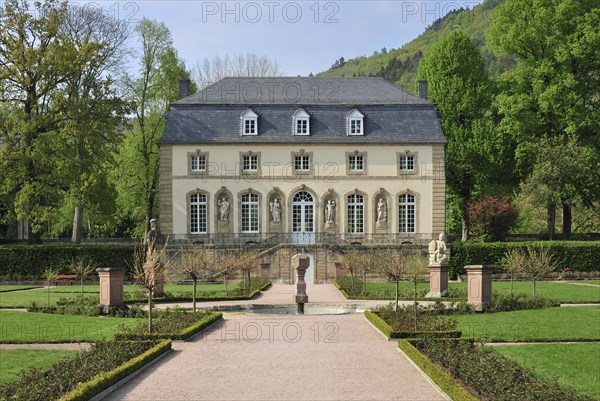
left=124, top=282, right=272, bottom=304
left=58, top=340, right=172, bottom=401
left=114, top=312, right=223, bottom=341
left=397, top=339, right=479, bottom=401
left=364, top=311, right=462, bottom=339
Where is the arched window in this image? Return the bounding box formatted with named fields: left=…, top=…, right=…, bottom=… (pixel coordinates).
left=190, top=193, right=207, bottom=234
left=347, top=194, right=364, bottom=234
left=398, top=193, right=416, bottom=233
left=241, top=193, right=259, bottom=233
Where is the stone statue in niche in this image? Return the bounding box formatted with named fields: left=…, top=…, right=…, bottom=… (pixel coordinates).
left=429, top=232, right=450, bottom=265
left=270, top=198, right=281, bottom=222
left=376, top=198, right=387, bottom=224
left=325, top=200, right=336, bottom=224
left=218, top=197, right=230, bottom=223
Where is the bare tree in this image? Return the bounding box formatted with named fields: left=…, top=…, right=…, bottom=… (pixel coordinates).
left=523, top=244, right=557, bottom=298
left=178, top=247, right=213, bottom=312
left=192, top=53, right=283, bottom=89
left=404, top=252, right=428, bottom=330
left=69, top=256, right=96, bottom=297
left=132, top=239, right=172, bottom=333
left=377, top=248, right=406, bottom=311
left=338, top=248, right=363, bottom=291
left=43, top=268, right=58, bottom=307
left=499, top=248, right=527, bottom=294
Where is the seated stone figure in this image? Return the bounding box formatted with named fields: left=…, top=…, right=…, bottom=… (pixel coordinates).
left=428, top=232, right=449, bottom=265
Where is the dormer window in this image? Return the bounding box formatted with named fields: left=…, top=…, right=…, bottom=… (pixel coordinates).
left=347, top=108, right=364, bottom=136
left=293, top=108, right=310, bottom=136
left=241, top=109, right=258, bottom=136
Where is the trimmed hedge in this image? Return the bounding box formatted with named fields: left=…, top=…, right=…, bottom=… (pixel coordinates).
left=398, top=339, right=479, bottom=401
left=58, top=340, right=171, bottom=401
left=364, top=311, right=461, bottom=339
left=450, top=241, right=600, bottom=278
left=0, top=244, right=137, bottom=279
left=115, top=312, right=223, bottom=341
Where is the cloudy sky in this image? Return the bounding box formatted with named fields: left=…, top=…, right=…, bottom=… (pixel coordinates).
left=79, top=0, right=484, bottom=76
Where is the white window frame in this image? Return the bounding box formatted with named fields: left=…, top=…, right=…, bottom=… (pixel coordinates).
left=241, top=109, right=258, bottom=136
left=399, top=155, right=415, bottom=172
left=347, top=194, right=364, bottom=234
left=190, top=155, right=206, bottom=172
left=294, top=155, right=310, bottom=172
left=189, top=193, right=208, bottom=234
left=348, top=155, right=364, bottom=172
left=398, top=193, right=416, bottom=234
left=241, top=193, right=259, bottom=233
left=242, top=155, right=259, bottom=172
left=347, top=108, right=365, bottom=136
left=293, top=108, right=310, bottom=136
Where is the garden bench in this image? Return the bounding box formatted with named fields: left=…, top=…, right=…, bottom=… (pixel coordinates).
left=51, top=274, right=78, bottom=285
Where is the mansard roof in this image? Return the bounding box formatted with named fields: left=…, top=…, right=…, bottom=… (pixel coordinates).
left=160, top=77, right=445, bottom=145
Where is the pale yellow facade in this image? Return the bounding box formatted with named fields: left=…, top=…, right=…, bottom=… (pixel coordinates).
left=160, top=143, right=445, bottom=237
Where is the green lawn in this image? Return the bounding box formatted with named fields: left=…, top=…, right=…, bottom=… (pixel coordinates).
left=452, top=306, right=600, bottom=341
left=491, top=343, right=600, bottom=399
left=0, top=285, right=42, bottom=292
left=0, top=311, right=142, bottom=343
left=568, top=280, right=600, bottom=285
left=354, top=280, right=600, bottom=303
left=0, top=283, right=240, bottom=307
left=0, top=349, right=77, bottom=385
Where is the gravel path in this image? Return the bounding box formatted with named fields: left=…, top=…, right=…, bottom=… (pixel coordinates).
left=101, top=313, right=447, bottom=401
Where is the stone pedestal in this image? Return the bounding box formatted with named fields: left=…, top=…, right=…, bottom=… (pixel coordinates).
left=293, top=254, right=309, bottom=313
left=97, top=268, right=126, bottom=314
left=466, top=265, right=493, bottom=310
left=335, top=262, right=344, bottom=280
left=426, top=264, right=449, bottom=297
left=260, top=263, right=270, bottom=280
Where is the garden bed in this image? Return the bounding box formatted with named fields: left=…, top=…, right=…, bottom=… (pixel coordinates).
left=401, top=338, right=596, bottom=401
left=0, top=340, right=171, bottom=401
left=364, top=307, right=461, bottom=339
left=115, top=311, right=223, bottom=341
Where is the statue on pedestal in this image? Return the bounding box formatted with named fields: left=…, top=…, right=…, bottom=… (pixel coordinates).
left=429, top=232, right=449, bottom=265
left=269, top=198, right=281, bottom=222
left=325, top=200, right=336, bottom=224
left=218, top=197, right=230, bottom=223
left=376, top=198, right=387, bottom=224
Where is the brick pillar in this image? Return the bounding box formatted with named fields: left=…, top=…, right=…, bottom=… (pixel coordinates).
left=97, top=268, right=125, bottom=314
left=466, top=265, right=493, bottom=310
left=427, top=264, right=449, bottom=297
left=260, top=263, right=270, bottom=280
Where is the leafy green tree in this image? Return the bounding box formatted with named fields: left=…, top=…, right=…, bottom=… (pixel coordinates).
left=488, top=0, right=600, bottom=235
left=113, top=18, right=196, bottom=236
left=0, top=0, right=70, bottom=243
left=416, top=30, right=502, bottom=241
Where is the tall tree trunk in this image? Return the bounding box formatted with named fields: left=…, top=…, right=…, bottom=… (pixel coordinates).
left=547, top=203, right=556, bottom=240
left=562, top=203, right=572, bottom=239
left=148, top=290, right=153, bottom=333
left=192, top=279, right=197, bottom=313
left=71, top=204, right=83, bottom=243
left=395, top=278, right=399, bottom=311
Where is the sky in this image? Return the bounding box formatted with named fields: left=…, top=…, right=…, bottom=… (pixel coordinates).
left=71, top=0, right=484, bottom=76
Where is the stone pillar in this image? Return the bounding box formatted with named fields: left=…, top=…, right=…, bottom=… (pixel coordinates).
left=426, top=264, right=449, bottom=297
left=466, top=265, right=493, bottom=310
left=293, top=254, right=309, bottom=313
left=260, top=263, right=270, bottom=280
left=97, top=268, right=126, bottom=314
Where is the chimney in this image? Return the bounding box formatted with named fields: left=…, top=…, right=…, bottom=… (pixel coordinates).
left=418, top=80, right=428, bottom=100
left=179, top=80, right=189, bottom=100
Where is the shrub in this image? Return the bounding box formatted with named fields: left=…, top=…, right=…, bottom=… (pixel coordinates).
left=0, top=244, right=137, bottom=279
left=450, top=241, right=600, bottom=278
left=411, top=338, right=595, bottom=401
left=0, top=340, right=160, bottom=401
left=468, top=195, right=519, bottom=241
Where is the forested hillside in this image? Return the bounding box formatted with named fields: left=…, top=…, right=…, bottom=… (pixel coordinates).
left=318, top=0, right=511, bottom=89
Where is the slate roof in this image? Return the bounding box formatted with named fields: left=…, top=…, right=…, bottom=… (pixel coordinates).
left=160, top=77, right=446, bottom=145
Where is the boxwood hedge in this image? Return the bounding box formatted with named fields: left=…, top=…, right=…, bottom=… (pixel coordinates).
left=450, top=241, right=600, bottom=278
left=0, top=244, right=138, bottom=279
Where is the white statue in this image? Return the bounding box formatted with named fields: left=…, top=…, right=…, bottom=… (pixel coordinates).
left=377, top=198, right=387, bottom=223
left=218, top=197, right=230, bottom=222
left=325, top=200, right=336, bottom=224
left=269, top=198, right=281, bottom=222
left=429, top=232, right=449, bottom=265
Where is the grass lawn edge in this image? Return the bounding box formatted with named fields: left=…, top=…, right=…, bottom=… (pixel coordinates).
left=363, top=311, right=462, bottom=339
left=114, top=312, right=223, bottom=341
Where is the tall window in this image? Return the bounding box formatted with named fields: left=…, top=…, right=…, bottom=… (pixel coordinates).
left=347, top=194, right=364, bottom=234
left=399, top=155, right=415, bottom=172
left=242, top=155, right=258, bottom=172
left=191, top=155, right=206, bottom=172
left=294, top=155, right=310, bottom=172
left=398, top=193, right=416, bottom=233
left=190, top=193, right=207, bottom=234
left=241, top=193, right=259, bottom=233
left=348, top=155, right=364, bottom=172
